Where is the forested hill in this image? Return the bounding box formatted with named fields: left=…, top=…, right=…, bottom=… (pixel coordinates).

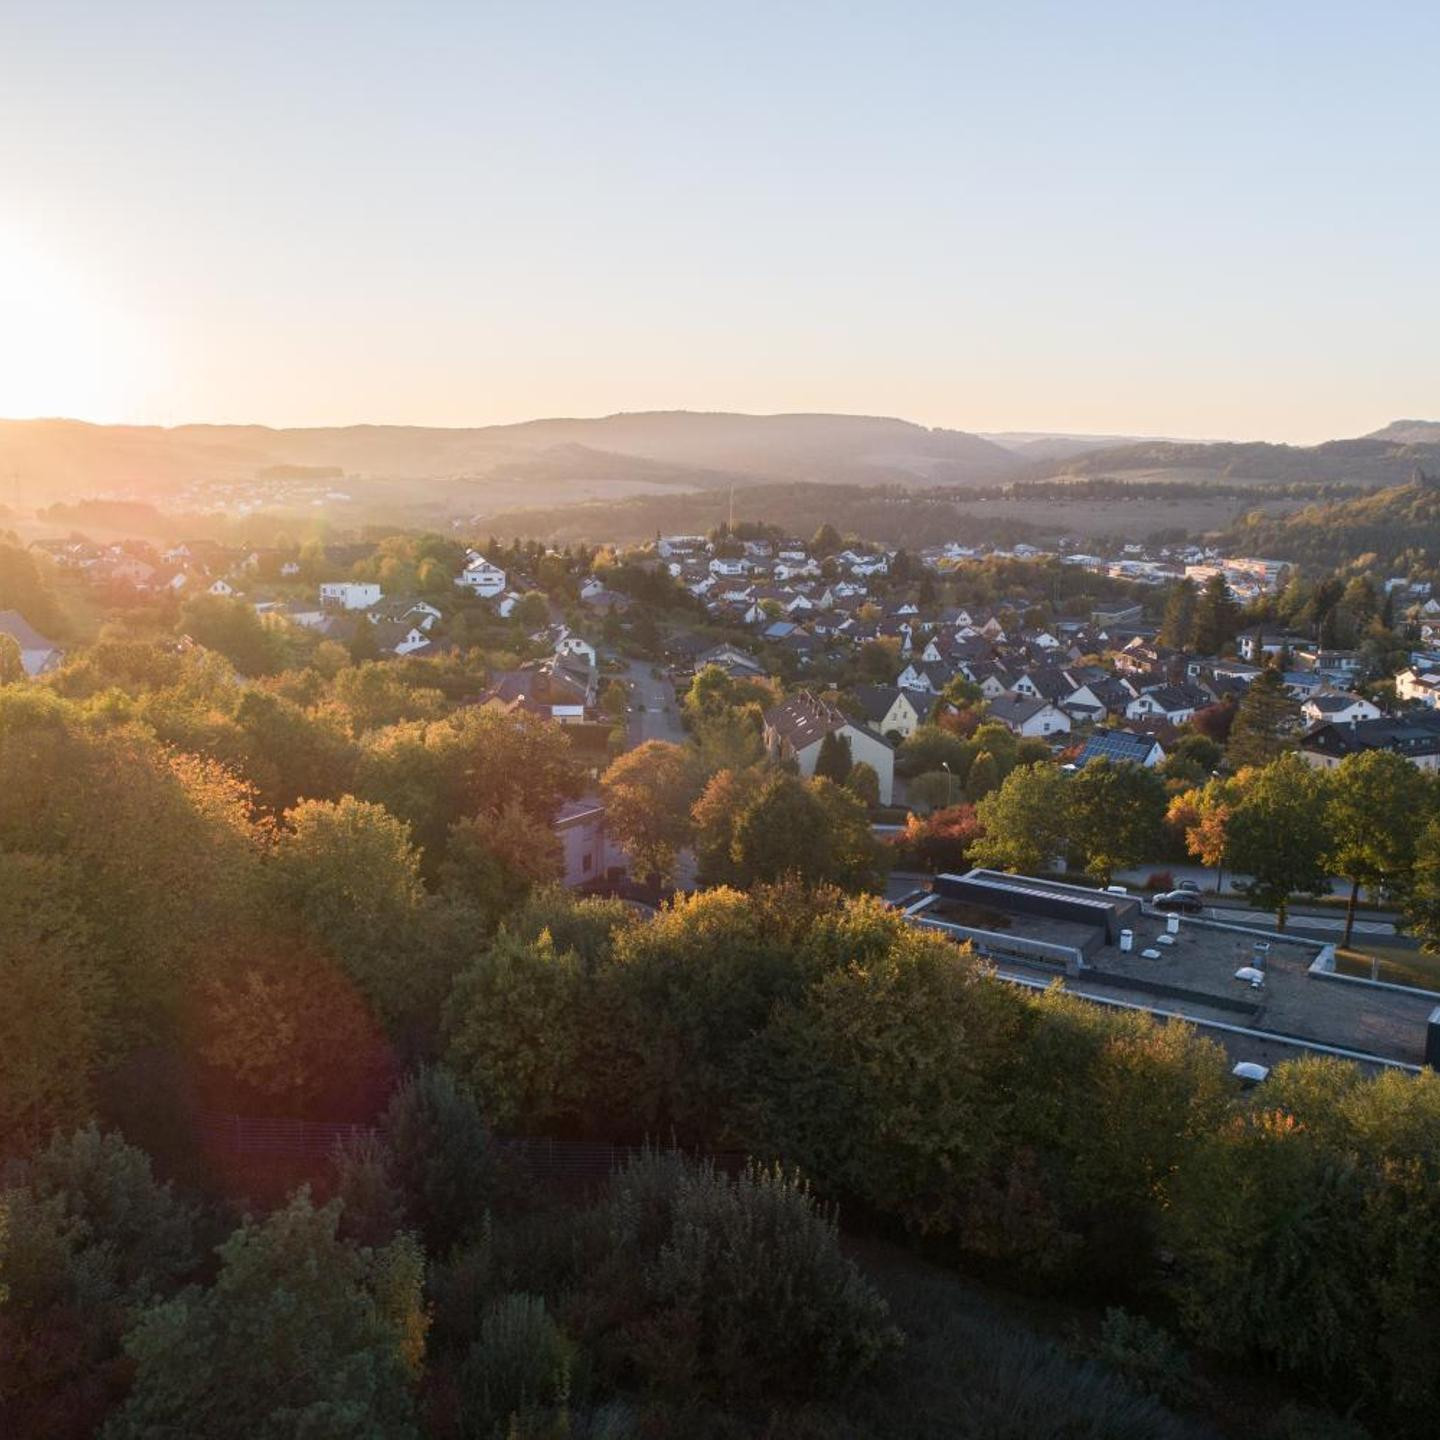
left=1219, top=474, right=1440, bottom=572
left=1028, top=436, right=1440, bottom=488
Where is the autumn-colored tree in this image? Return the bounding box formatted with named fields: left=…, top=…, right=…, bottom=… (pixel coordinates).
left=191, top=930, right=394, bottom=1116
left=0, top=631, right=24, bottom=684
left=437, top=801, right=562, bottom=927
left=600, top=739, right=702, bottom=885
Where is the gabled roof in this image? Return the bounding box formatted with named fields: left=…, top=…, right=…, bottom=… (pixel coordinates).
left=764, top=690, right=848, bottom=751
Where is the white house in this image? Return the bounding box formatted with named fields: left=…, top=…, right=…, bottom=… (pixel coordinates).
left=552, top=798, right=629, bottom=886
left=555, top=634, right=598, bottom=667
left=987, top=694, right=1072, bottom=739
left=207, top=578, right=237, bottom=597
left=1396, top=667, right=1440, bottom=709
left=456, top=559, right=507, bottom=597
left=1301, top=692, right=1384, bottom=726
left=1125, top=687, right=1200, bottom=725
left=763, top=690, right=895, bottom=804
left=708, top=556, right=749, bottom=578
left=851, top=685, right=930, bottom=740
left=320, top=581, right=382, bottom=610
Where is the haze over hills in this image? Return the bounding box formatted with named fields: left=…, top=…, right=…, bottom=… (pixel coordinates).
left=0, top=411, right=1023, bottom=505
left=1366, top=419, right=1440, bottom=445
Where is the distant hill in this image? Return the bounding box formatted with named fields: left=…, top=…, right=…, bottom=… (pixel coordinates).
left=1218, top=474, right=1440, bottom=572
left=0, top=411, right=1023, bottom=505
left=980, top=431, right=1191, bottom=463
left=1025, top=436, right=1440, bottom=489
left=1366, top=419, right=1440, bottom=445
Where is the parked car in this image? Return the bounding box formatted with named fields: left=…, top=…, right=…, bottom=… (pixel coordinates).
left=1153, top=890, right=1204, bottom=914
left=1175, top=879, right=1202, bottom=894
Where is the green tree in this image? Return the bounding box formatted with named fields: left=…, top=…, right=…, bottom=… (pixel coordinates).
left=1325, top=749, right=1428, bottom=946
left=1226, top=669, right=1299, bottom=770
left=814, top=729, right=853, bottom=784
left=1193, top=572, right=1240, bottom=654
left=1226, top=754, right=1332, bottom=929
left=107, top=1192, right=423, bottom=1439
left=178, top=593, right=286, bottom=676
left=443, top=931, right=588, bottom=1132
left=845, top=759, right=881, bottom=807
left=379, top=1066, right=496, bottom=1253
left=1159, top=578, right=1199, bottom=650
left=970, top=763, right=1071, bottom=875
left=437, top=802, right=562, bottom=928
left=966, top=749, right=1000, bottom=802
left=690, top=765, right=768, bottom=886
left=514, top=591, right=549, bottom=629
left=1066, top=759, right=1168, bottom=885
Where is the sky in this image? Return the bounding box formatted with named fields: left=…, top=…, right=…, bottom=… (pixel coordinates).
left=1, top=1, right=1437, bottom=442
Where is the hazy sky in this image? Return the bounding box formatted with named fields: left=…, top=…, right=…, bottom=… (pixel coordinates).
left=2, top=1, right=1437, bottom=441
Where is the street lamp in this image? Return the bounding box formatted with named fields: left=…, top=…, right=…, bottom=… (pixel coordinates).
left=941, top=760, right=953, bottom=809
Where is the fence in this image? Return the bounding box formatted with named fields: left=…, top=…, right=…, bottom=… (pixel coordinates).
left=196, top=1113, right=744, bottom=1183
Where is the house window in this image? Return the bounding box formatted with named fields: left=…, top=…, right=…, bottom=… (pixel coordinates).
left=582, top=853, right=593, bottom=873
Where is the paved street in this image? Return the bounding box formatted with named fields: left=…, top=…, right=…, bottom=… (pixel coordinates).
left=620, top=658, right=686, bottom=747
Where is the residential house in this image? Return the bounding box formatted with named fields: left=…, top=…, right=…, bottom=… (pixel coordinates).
left=553, top=797, right=628, bottom=886
left=1300, top=692, right=1383, bottom=726
left=850, top=685, right=933, bottom=741
left=1301, top=712, right=1440, bottom=771
left=1397, top=667, right=1440, bottom=709
left=320, top=581, right=382, bottom=610
left=987, top=694, right=1072, bottom=739
left=1072, top=728, right=1166, bottom=769
left=1125, top=684, right=1208, bottom=726
left=0, top=610, right=64, bottom=676
left=763, top=690, right=895, bottom=803
left=456, top=558, right=507, bottom=597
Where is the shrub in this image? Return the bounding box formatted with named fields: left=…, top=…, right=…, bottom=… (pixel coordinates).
left=1092, top=1308, right=1193, bottom=1408
left=1145, top=871, right=1175, bottom=892
left=456, top=1293, right=572, bottom=1440
left=380, top=1065, right=496, bottom=1254
left=583, top=1152, right=899, bottom=1404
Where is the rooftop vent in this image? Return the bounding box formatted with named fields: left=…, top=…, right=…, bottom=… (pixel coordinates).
left=1235, top=966, right=1266, bottom=988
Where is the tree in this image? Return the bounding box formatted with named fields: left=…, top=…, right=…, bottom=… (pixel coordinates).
left=1193, top=572, right=1240, bottom=654
left=0, top=631, right=24, bottom=684
left=1226, top=669, right=1299, bottom=770
left=810, top=777, right=889, bottom=893
left=443, top=931, right=588, bottom=1132
left=970, top=764, right=1071, bottom=875
left=907, top=769, right=956, bottom=814
left=600, top=740, right=701, bottom=885
left=514, top=590, right=550, bottom=629
left=814, top=729, right=853, bottom=784
left=845, top=759, right=881, bottom=807
left=1403, top=814, right=1440, bottom=953
left=1166, top=776, right=1236, bottom=890
left=1226, top=754, right=1332, bottom=929
left=1325, top=749, right=1428, bottom=946
left=966, top=749, right=1000, bottom=802
left=1066, top=760, right=1168, bottom=885
left=379, top=1066, right=496, bottom=1253
left=811, top=523, right=843, bottom=558
left=1159, top=578, right=1198, bottom=650
left=858, top=637, right=901, bottom=682
left=691, top=765, right=768, bottom=887
left=108, top=1192, right=423, bottom=1439
left=437, top=802, right=562, bottom=927
left=178, top=594, right=286, bottom=676
left=192, top=930, right=394, bottom=1115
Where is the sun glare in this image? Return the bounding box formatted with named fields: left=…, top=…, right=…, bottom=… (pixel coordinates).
left=0, top=227, right=157, bottom=422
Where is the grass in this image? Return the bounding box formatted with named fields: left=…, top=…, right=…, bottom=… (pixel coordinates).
left=1333, top=943, right=1440, bottom=992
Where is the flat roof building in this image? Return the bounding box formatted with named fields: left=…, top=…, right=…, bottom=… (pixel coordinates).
left=902, top=869, right=1438, bottom=1074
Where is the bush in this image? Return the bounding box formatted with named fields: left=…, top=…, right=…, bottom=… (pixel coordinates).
left=1091, top=1308, right=1193, bottom=1408
left=379, top=1065, right=496, bottom=1254
left=583, top=1152, right=900, bottom=1404
left=1145, top=871, right=1175, bottom=892
left=456, top=1293, right=572, bottom=1439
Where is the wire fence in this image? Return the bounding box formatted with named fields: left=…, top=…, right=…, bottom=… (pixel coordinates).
left=195, top=1113, right=745, bottom=1182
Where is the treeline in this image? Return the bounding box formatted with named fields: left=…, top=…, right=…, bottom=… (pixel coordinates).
left=7, top=635, right=1440, bottom=1434
left=1219, top=475, right=1440, bottom=575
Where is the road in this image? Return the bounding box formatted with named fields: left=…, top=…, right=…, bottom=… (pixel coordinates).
left=620, top=658, right=686, bottom=747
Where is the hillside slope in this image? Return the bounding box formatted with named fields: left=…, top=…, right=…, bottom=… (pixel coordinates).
left=1218, top=475, right=1440, bottom=571
left=1027, top=436, right=1440, bottom=489
left=0, top=411, right=1022, bottom=503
